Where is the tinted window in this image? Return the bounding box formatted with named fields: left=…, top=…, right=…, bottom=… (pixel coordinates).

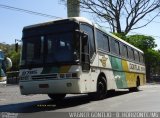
left=120, top=44, right=128, bottom=58
left=134, top=50, right=140, bottom=62
left=46, top=33, right=73, bottom=63
left=128, top=47, right=134, bottom=60
left=110, top=37, right=115, bottom=53
left=110, top=37, right=120, bottom=55
left=21, top=37, right=44, bottom=65
left=21, top=33, right=75, bottom=66
left=80, top=24, right=95, bottom=57
left=140, top=53, right=144, bottom=63
left=96, top=29, right=109, bottom=52
left=115, top=41, right=120, bottom=55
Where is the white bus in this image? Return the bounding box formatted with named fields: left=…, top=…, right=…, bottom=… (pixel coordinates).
left=19, top=17, right=146, bottom=101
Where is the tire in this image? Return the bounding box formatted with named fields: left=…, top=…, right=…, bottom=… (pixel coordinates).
left=95, top=77, right=107, bottom=100
left=129, top=79, right=140, bottom=92
left=48, top=94, right=66, bottom=102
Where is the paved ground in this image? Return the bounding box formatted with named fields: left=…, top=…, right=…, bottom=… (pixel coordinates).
left=0, top=84, right=160, bottom=117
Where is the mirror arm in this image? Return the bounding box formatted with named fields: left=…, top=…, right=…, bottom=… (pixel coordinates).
left=15, top=39, right=21, bottom=52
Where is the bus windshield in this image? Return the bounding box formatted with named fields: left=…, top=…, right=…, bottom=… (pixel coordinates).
left=46, top=32, right=73, bottom=63
left=21, top=32, right=76, bottom=67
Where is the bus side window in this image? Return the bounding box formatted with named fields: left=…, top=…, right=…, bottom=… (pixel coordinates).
left=103, top=34, right=110, bottom=52
left=96, top=29, right=109, bottom=52
left=110, top=37, right=120, bottom=56
left=128, top=47, right=134, bottom=60
left=134, top=50, right=140, bottom=62
left=120, top=44, right=128, bottom=59
left=115, top=40, right=120, bottom=55
left=110, top=37, right=115, bottom=54
left=140, top=53, right=144, bottom=63
left=80, top=24, right=95, bottom=58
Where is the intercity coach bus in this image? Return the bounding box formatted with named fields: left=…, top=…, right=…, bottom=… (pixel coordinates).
left=19, top=17, right=146, bottom=101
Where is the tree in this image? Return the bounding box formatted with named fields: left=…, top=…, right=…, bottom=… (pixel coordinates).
left=7, top=50, right=20, bottom=71
left=0, top=43, right=20, bottom=71
left=62, top=0, right=160, bottom=35
left=127, top=35, right=157, bottom=51
left=126, top=35, right=160, bottom=82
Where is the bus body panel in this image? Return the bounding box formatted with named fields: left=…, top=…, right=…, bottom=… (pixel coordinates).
left=98, top=54, right=118, bottom=90
left=19, top=65, right=90, bottom=95
left=97, top=52, right=145, bottom=90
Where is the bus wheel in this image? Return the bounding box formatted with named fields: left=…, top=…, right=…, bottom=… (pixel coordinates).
left=95, top=77, right=107, bottom=100
left=129, top=79, right=140, bottom=92
left=48, top=94, right=66, bottom=102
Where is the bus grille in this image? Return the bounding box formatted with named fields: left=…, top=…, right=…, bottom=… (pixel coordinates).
left=32, top=74, right=58, bottom=80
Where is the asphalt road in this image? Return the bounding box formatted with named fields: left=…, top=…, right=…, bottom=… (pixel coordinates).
left=0, top=84, right=160, bottom=118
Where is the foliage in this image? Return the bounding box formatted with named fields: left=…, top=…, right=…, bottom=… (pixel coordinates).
left=126, top=35, right=157, bottom=51
left=0, top=43, right=20, bottom=71
left=61, top=0, right=160, bottom=35
left=145, top=49, right=160, bottom=67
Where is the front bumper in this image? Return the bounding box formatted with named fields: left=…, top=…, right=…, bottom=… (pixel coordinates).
left=19, top=79, right=81, bottom=95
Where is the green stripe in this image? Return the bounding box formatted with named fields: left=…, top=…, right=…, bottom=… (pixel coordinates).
left=109, top=56, right=128, bottom=88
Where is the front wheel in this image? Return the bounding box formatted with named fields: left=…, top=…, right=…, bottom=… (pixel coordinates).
left=93, top=77, right=107, bottom=100
left=48, top=94, right=66, bottom=102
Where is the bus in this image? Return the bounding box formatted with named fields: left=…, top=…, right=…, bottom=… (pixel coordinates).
left=0, top=50, right=12, bottom=84
left=19, top=17, right=146, bottom=101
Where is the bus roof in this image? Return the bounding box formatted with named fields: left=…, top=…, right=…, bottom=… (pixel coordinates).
left=23, top=17, right=94, bottom=30
left=24, top=17, right=143, bottom=53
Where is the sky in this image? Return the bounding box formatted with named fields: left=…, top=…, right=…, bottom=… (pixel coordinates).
left=0, top=0, right=160, bottom=49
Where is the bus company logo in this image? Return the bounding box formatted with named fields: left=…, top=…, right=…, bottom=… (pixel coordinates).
left=22, top=70, right=38, bottom=76
left=129, top=63, right=141, bottom=71
left=100, top=56, right=108, bottom=67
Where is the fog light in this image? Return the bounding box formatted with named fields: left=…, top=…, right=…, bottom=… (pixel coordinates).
left=66, top=83, right=72, bottom=87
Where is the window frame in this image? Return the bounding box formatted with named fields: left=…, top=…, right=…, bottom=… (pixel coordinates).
left=96, top=28, right=110, bottom=53
left=120, top=43, right=128, bottom=59
left=80, top=23, right=96, bottom=59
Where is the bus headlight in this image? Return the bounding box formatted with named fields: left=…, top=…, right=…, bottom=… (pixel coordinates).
left=60, top=74, right=65, bottom=78
left=59, top=73, right=79, bottom=79
left=72, top=73, right=78, bottom=78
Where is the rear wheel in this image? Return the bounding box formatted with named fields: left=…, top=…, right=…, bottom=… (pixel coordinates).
left=48, top=94, right=66, bottom=102
left=129, top=78, right=140, bottom=92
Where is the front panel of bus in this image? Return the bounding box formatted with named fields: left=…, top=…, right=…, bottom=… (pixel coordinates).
left=19, top=20, right=88, bottom=95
